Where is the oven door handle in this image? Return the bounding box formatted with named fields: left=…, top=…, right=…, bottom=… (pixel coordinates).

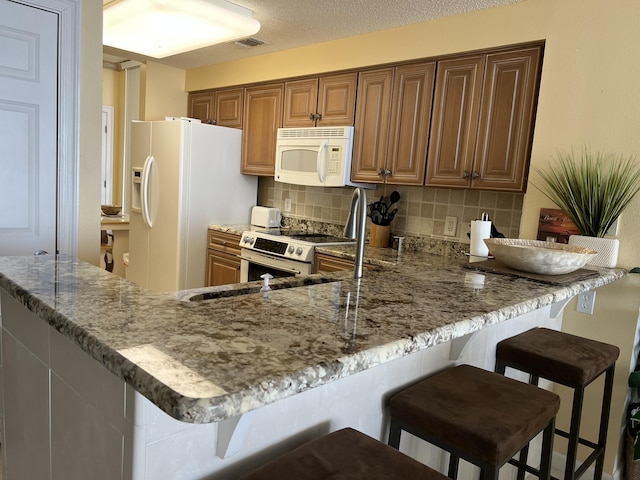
left=238, top=256, right=302, bottom=276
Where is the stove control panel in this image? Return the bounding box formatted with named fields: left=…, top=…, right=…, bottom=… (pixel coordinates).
left=240, top=232, right=314, bottom=262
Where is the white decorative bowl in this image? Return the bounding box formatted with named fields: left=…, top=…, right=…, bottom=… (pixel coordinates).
left=483, top=238, right=598, bottom=275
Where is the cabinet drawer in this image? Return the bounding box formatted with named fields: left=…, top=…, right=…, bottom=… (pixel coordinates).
left=314, top=253, right=378, bottom=273
left=207, top=230, right=242, bottom=255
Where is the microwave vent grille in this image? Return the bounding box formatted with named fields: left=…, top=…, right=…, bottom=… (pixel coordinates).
left=278, top=126, right=353, bottom=139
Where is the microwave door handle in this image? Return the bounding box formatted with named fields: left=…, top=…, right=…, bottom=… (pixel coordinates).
left=316, top=140, right=328, bottom=183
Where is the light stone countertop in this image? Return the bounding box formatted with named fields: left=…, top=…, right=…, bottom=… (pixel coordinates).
left=0, top=248, right=625, bottom=424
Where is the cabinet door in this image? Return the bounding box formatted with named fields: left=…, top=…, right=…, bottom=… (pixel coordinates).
left=425, top=56, right=485, bottom=187
left=386, top=62, right=436, bottom=185
left=472, top=47, right=542, bottom=191
left=317, top=73, right=357, bottom=126
left=206, top=250, right=241, bottom=286
left=241, top=83, right=284, bottom=175
left=314, top=253, right=354, bottom=272
left=351, top=68, right=394, bottom=184
left=215, top=88, right=244, bottom=128
left=283, top=78, right=318, bottom=128
left=188, top=91, right=214, bottom=124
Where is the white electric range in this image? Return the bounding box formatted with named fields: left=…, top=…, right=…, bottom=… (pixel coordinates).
left=239, top=229, right=355, bottom=281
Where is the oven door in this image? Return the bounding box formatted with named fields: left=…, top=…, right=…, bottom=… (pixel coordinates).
left=240, top=249, right=313, bottom=283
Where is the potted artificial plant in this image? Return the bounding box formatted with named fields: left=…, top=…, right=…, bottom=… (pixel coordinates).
left=535, top=148, right=640, bottom=267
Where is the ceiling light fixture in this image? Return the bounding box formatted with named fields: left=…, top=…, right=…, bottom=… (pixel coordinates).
left=103, top=0, right=261, bottom=58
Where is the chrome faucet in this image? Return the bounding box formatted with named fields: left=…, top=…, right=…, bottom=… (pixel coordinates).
left=343, top=187, right=367, bottom=279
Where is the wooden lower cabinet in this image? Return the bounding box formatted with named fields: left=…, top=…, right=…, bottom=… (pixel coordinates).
left=206, top=230, right=242, bottom=286
left=314, top=253, right=377, bottom=273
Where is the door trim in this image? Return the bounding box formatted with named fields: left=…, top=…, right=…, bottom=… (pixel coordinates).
left=14, top=0, right=80, bottom=255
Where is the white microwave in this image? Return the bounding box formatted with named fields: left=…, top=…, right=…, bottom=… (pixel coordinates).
left=275, top=126, right=361, bottom=187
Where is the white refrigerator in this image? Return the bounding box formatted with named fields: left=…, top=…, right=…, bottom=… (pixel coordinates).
left=128, top=119, right=257, bottom=292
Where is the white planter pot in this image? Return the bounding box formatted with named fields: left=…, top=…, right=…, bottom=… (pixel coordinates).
left=568, top=235, right=619, bottom=268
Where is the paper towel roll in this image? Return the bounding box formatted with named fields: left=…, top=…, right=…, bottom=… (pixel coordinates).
left=470, top=220, right=492, bottom=257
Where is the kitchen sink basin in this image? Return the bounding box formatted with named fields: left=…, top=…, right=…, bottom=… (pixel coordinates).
left=184, top=274, right=347, bottom=302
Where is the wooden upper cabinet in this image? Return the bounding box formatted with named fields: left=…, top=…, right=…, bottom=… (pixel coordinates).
left=188, top=88, right=243, bottom=128
left=283, top=78, right=318, bottom=127
left=283, top=73, right=357, bottom=127
left=472, top=47, right=542, bottom=191
left=351, top=68, right=394, bottom=183
left=386, top=62, right=436, bottom=185
left=425, top=55, right=485, bottom=187
left=241, top=83, right=284, bottom=175
left=215, top=88, right=243, bottom=128
left=426, top=46, right=542, bottom=192
left=188, top=91, right=215, bottom=124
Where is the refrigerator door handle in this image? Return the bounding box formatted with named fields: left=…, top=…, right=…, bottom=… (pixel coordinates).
left=141, top=155, right=154, bottom=228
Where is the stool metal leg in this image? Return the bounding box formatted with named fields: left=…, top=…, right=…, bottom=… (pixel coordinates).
left=564, top=384, right=585, bottom=480
left=448, top=453, right=460, bottom=480
left=540, top=418, right=556, bottom=480
left=388, top=419, right=402, bottom=449
left=594, top=365, right=615, bottom=480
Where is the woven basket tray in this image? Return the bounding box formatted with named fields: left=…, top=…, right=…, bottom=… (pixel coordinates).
left=627, top=429, right=640, bottom=480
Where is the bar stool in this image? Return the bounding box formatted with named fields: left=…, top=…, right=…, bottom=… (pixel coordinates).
left=495, top=327, right=619, bottom=480
left=239, top=427, right=453, bottom=480
left=388, top=364, right=560, bottom=480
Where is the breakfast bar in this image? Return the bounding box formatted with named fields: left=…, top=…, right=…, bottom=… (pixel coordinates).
left=0, top=252, right=625, bottom=479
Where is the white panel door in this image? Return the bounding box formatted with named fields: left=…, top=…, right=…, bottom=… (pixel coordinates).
left=0, top=0, right=58, bottom=256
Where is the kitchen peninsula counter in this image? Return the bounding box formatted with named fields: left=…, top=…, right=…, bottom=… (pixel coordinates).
left=0, top=251, right=625, bottom=478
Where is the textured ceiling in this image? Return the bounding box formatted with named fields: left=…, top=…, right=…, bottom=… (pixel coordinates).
left=103, top=0, right=523, bottom=70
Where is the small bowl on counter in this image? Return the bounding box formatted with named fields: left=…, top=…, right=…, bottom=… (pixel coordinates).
left=483, top=238, right=597, bottom=275
left=101, top=205, right=122, bottom=216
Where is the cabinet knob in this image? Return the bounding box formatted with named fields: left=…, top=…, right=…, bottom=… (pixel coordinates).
left=472, top=171, right=479, bottom=179
left=315, top=113, right=322, bottom=120
left=462, top=171, right=470, bottom=179
left=309, top=113, right=315, bottom=120
left=377, top=168, right=384, bottom=176
left=384, top=168, right=391, bottom=176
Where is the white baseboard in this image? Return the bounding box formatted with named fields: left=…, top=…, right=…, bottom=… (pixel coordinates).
left=551, top=451, right=617, bottom=480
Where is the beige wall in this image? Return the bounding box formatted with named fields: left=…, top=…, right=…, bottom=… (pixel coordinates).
left=101, top=61, right=187, bottom=206
left=102, top=68, right=125, bottom=204
left=79, top=0, right=103, bottom=265
left=186, top=0, right=640, bottom=475
left=141, top=61, right=188, bottom=120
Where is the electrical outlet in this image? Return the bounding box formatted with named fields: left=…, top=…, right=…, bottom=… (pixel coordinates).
left=444, top=216, right=457, bottom=236
left=576, top=290, right=596, bottom=314
left=284, top=198, right=292, bottom=212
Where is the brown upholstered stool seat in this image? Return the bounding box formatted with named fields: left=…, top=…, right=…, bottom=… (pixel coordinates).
left=496, top=327, right=620, bottom=480
left=240, top=427, right=450, bottom=480
left=496, top=327, right=619, bottom=385
left=389, top=364, right=560, bottom=480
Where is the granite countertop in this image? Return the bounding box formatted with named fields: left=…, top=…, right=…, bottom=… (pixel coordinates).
left=0, top=249, right=625, bottom=424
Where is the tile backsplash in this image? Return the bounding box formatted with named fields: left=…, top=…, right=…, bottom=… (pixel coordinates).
left=258, top=178, right=523, bottom=243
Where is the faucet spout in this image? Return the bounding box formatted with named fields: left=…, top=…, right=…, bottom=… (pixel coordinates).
left=343, top=187, right=367, bottom=279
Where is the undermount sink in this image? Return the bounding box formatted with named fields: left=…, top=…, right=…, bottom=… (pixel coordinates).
left=185, top=274, right=342, bottom=302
